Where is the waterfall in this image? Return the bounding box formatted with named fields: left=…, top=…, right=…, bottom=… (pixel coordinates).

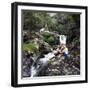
left=59, top=35, right=67, bottom=44
left=39, top=52, right=55, bottom=64
left=30, top=66, right=37, bottom=78
left=30, top=35, right=67, bottom=77
left=30, top=51, right=56, bottom=77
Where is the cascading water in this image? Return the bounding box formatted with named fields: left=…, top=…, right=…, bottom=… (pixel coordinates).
left=30, top=35, right=67, bottom=77
left=30, top=66, right=37, bottom=78
left=30, top=51, right=56, bottom=77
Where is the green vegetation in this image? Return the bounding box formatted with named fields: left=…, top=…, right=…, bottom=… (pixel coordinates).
left=23, top=42, right=38, bottom=54
left=22, top=11, right=80, bottom=60
left=22, top=11, right=80, bottom=77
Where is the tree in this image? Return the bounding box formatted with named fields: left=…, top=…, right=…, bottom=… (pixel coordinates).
left=23, top=11, right=53, bottom=31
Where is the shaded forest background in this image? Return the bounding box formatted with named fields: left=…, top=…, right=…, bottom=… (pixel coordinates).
left=22, top=10, right=80, bottom=77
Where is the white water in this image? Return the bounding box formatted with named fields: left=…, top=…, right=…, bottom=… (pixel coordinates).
left=30, top=51, right=55, bottom=77
left=39, top=52, right=55, bottom=64
left=30, top=35, right=67, bottom=77
left=30, top=66, right=37, bottom=78
left=59, top=35, right=66, bottom=44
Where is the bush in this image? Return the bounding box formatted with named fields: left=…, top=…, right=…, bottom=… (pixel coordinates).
left=42, top=32, right=51, bottom=38
left=47, top=36, right=55, bottom=43
left=23, top=42, right=38, bottom=54
left=44, top=36, right=55, bottom=45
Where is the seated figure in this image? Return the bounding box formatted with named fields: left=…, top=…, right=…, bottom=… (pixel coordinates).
left=54, top=35, right=68, bottom=59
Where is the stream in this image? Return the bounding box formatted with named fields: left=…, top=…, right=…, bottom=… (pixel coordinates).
left=30, top=51, right=56, bottom=77
left=23, top=36, right=80, bottom=78
left=30, top=35, right=67, bottom=77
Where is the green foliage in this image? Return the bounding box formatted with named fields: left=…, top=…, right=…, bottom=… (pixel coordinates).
left=42, top=32, right=51, bottom=38
left=42, top=33, right=56, bottom=45
left=47, top=36, right=55, bottom=44
left=22, top=12, right=80, bottom=77
left=23, top=11, right=80, bottom=50
left=23, top=11, right=52, bottom=31
left=23, top=42, right=38, bottom=54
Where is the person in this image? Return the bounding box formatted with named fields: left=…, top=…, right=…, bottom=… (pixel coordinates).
left=61, top=45, right=68, bottom=59
left=54, top=44, right=68, bottom=59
